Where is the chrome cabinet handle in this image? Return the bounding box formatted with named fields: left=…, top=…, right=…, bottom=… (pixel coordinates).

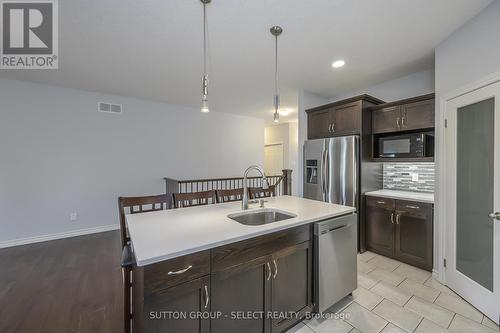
left=168, top=265, right=192, bottom=275
left=489, top=212, right=500, bottom=220
left=273, top=260, right=278, bottom=279
left=328, top=124, right=332, bottom=133
left=396, top=214, right=400, bottom=225
left=377, top=201, right=385, bottom=204
left=266, top=262, right=271, bottom=281
left=204, top=285, right=209, bottom=308
left=406, top=205, right=420, bottom=209
left=402, top=116, right=407, bottom=127
left=331, top=122, right=335, bottom=132
left=396, top=117, right=401, bottom=128
left=390, top=213, right=394, bottom=224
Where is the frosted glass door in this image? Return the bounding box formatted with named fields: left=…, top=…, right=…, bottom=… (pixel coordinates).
left=445, top=80, right=500, bottom=325
left=456, top=98, right=494, bottom=291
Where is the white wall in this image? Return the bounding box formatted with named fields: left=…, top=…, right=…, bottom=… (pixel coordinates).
left=330, top=69, right=435, bottom=103
left=435, top=1, right=500, bottom=96
left=264, top=122, right=299, bottom=196
left=434, top=0, right=500, bottom=279
left=0, top=79, right=264, bottom=245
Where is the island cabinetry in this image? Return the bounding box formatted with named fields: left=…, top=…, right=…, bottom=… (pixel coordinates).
left=211, top=224, right=312, bottom=333
left=132, top=250, right=211, bottom=333
left=270, top=242, right=312, bottom=333
left=133, top=225, right=313, bottom=333
left=365, top=196, right=433, bottom=271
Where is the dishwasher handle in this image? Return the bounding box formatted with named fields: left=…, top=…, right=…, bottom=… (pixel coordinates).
left=314, top=213, right=357, bottom=236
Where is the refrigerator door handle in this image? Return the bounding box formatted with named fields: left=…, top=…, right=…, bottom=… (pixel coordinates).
left=324, top=144, right=330, bottom=202
left=322, top=143, right=328, bottom=202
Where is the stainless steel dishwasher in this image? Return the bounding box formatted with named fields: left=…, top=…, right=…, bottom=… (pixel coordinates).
left=314, top=213, right=357, bottom=313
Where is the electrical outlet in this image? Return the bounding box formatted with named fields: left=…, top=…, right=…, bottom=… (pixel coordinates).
left=411, top=173, right=419, bottom=182
left=69, top=212, right=78, bottom=221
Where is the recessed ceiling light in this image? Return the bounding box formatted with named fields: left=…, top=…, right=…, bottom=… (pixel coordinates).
left=332, top=60, right=345, bottom=68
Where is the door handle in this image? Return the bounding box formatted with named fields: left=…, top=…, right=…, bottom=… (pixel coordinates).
left=489, top=212, right=500, bottom=221
left=204, top=285, right=209, bottom=308
left=390, top=213, right=395, bottom=224
left=331, top=122, right=335, bottom=132
left=273, top=259, right=278, bottom=279
left=168, top=265, right=192, bottom=275
left=396, top=117, right=401, bottom=128
left=396, top=214, right=401, bottom=225
left=266, top=262, right=271, bottom=281
left=328, top=124, right=332, bottom=133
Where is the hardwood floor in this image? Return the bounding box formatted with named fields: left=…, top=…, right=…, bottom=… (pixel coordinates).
left=0, top=231, right=123, bottom=333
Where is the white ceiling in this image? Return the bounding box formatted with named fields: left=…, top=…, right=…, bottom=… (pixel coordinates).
left=0, top=0, right=493, bottom=122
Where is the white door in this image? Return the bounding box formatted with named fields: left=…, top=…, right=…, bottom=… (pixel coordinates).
left=264, top=144, right=284, bottom=176
left=445, top=81, right=500, bottom=324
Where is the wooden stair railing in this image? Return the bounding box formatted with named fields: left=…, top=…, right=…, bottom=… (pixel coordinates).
left=165, top=169, right=293, bottom=198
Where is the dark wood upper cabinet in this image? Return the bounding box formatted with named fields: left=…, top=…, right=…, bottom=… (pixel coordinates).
left=365, top=196, right=395, bottom=257
left=395, top=200, right=433, bottom=271
left=332, top=102, right=362, bottom=136
left=365, top=196, right=433, bottom=271
left=372, top=105, right=401, bottom=134
left=307, top=108, right=331, bottom=139
left=270, top=242, right=312, bottom=333
left=306, top=95, right=385, bottom=140
left=144, top=275, right=211, bottom=333
left=400, top=99, right=435, bottom=131
left=371, top=94, right=435, bottom=134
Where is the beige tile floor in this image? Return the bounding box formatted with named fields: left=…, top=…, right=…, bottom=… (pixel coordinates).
left=286, top=252, right=499, bottom=333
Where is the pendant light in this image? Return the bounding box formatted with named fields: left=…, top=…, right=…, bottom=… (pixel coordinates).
left=270, top=26, right=283, bottom=123
left=200, top=0, right=211, bottom=113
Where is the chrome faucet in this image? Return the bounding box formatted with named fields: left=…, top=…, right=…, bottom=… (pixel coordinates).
left=242, top=165, right=269, bottom=210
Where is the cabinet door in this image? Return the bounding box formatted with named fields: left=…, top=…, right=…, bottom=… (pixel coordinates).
left=366, top=197, right=396, bottom=257
left=331, top=102, right=361, bottom=136
left=211, top=256, right=271, bottom=333
left=144, top=275, right=210, bottom=333
left=307, top=109, right=331, bottom=139
left=400, top=99, right=435, bottom=131
left=372, top=106, right=401, bottom=134
left=395, top=200, right=433, bottom=271
left=271, top=242, right=312, bottom=333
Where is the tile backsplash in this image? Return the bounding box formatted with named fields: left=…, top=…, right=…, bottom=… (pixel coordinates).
left=383, top=163, right=435, bottom=193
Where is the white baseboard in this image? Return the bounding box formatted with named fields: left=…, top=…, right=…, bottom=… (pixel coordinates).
left=0, top=224, right=120, bottom=249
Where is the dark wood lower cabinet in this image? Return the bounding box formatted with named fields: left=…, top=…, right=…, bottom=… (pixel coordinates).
left=143, top=276, right=211, bottom=333
left=271, top=242, right=313, bottom=333
left=366, top=197, right=395, bottom=257
left=211, top=256, right=271, bottom=333
left=395, top=200, right=433, bottom=271
left=132, top=225, right=313, bottom=333
left=365, top=196, right=433, bottom=271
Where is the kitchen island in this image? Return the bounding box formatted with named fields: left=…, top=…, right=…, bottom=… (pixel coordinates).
left=126, top=196, right=356, bottom=333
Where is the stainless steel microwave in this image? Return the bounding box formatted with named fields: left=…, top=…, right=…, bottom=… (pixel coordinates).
left=378, top=132, right=434, bottom=158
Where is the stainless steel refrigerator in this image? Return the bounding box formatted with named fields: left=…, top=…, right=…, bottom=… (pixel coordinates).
left=304, top=136, right=359, bottom=207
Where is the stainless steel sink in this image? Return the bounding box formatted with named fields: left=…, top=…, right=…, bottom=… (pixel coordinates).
left=228, top=208, right=296, bottom=226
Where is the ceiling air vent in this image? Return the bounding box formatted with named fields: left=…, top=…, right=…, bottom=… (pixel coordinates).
left=98, top=102, right=122, bottom=114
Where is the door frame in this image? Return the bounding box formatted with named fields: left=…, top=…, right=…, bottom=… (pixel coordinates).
left=438, top=71, right=500, bottom=323
left=436, top=70, right=500, bottom=284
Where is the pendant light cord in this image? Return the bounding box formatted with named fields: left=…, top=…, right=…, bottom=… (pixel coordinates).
left=203, top=3, right=207, bottom=77
left=274, top=34, right=278, bottom=97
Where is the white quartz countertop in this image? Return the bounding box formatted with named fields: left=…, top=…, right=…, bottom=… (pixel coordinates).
left=365, top=189, right=434, bottom=204
left=126, top=195, right=355, bottom=266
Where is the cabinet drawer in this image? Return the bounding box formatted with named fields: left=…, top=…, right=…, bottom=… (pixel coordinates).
left=396, top=200, right=432, bottom=219
left=212, top=225, right=310, bottom=272
left=144, top=250, right=210, bottom=296
left=366, top=196, right=395, bottom=211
